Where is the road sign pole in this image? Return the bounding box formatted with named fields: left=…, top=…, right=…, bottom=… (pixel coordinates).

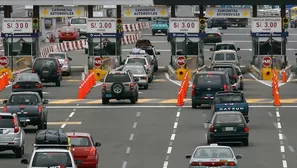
left=116, top=5, right=122, bottom=64
left=270, top=32, right=273, bottom=69
left=11, top=31, right=13, bottom=71
left=184, top=33, right=187, bottom=68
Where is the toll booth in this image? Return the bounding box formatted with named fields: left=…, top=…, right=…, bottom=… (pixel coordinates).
left=1, top=18, right=40, bottom=72
left=87, top=18, right=123, bottom=70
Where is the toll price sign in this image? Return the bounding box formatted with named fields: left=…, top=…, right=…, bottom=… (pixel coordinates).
left=87, top=18, right=116, bottom=33
left=169, top=18, right=199, bottom=33
left=2, top=18, right=33, bottom=33
left=252, top=17, right=281, bottom=32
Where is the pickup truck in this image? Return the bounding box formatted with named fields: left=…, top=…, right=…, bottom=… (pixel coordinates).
left=210, top=91, right=249, bottom=123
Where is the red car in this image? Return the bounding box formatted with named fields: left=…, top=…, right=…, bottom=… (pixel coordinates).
left=67, top=132, right=101, bottom=168
left=59, top=26, right=80, bottom=42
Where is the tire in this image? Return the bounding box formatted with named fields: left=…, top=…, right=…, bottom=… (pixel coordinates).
left=67, top=70, right=71, bottom=76
left=130, top=96, right=136, bottom=104
left=55, top=79, right=61, bottom=87
left=243, top=138, right=249, bottom=146
left=38, top=91, right=43, bottom=99
left=59, top=40, right=63, bottom=43
left=85, top=49, right=88, bottom=54
left=15, top=146, right=24, bottom=158
left=149, top=75, right=153, bottom=83
left=152, top=32, right=156, bottom=36
left=111, top=83, right=125, bottom=96
left=154, top=66, right=158, bottom=72
left=144, top=84, right=148, bottom=90
left=239, top=82, right=244, bottom=90
left=222, top=26, right=227, bottom=29
left=102, top=98, right=109, bottom=104
left=38, top=120, right=45, bottom=130
left=40, top=66, right=52, bottom=78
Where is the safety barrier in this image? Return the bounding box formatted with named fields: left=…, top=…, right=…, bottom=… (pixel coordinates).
left=280, top=65, right=292, bottom=83
left=123, top=22, right=151, bottom=32
left=0, top=72, right=9, bottom=91
left=272, top=68, right=281, bottom=106
left=177, top=71, right=189, bottom=106
left=78, top=71, right=96, bottom=99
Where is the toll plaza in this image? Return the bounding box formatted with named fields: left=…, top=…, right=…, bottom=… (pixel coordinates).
left=251, top=17, right=289, bottom=80
left=168, top=17, right=206, bottom=80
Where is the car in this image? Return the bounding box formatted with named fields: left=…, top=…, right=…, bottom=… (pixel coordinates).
left=210, top=91, right=249, bottom=123
left=12, top=73, right=44, bottom=98
left=205, top=112, right=249, bottom=146
left=210, top=42, right=240, bottom=52
left=211, top=64, right=242, bottom=90
left=136, top=17, right=151, bottom=21
left=32, top=57, right=62, bottom=86
left=191, top=71, right=232, bottom=108
left=101, top=71, right=139, bottom=104
left=69, top=17, right=87, bottom=37
left=58, top=26, right=80, bottom=43
left=137, top=45, right=160, bottom=72
left=185, top=143, right=242, bottom=167
left=123, top=64, right=149, bottom=89
left=203, top=28, right=222, bottom=43
left=67, top=132, right=102, bottom=168
left=209, top=50, right=241, bottom=67
left=290, top=16, right=297, bottom=28
left=152, top=19, right=169, bottom=36
left=0, top=112, right=25, bottom=158
left=48, top=52, right=73, bottom=76
left=21, top=129, right=81, bottom=167
left=3, top=92, right=49, bottom=129
left=227, top=18, right=248, bottom=27
left=207, top=18, right=228, bottom=29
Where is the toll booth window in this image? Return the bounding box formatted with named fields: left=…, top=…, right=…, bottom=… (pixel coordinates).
left=225, top=53, right=235, bottom=60
left=214, top=54, right=224, bottom=60
left=70, top=18, right=86, bottom=24
left=91, top=42, right=116, bottom=56
left=259, top=40, right=281, bottom=55
left=175, top=42, right=198, bottom=55
left=195, top=74, right=222, bottom=85
left=20, top=43, right=32, bottom=55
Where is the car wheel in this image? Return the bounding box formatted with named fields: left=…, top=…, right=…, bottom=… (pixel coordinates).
left=67, top=70, right=71, bottom=76
left=130, top=96, right=136, bottom=104
left=152, top=32, right=155, bottom=36
left=144, top=84, right=148, bottom=90
left=102, top=98, right=109, bottom=104
left=239, top=82, right=244, bottom=90
left=192, top=102, right=196, bottom=109
left=38, top=120, right=45, bottom=130
left=55, top=80, right=61, bottom=87
left=154, top=66, right=158, bottom=72
left=38, top=91, right=43, bottom=99
left=243, top=138, right=249, bottom=146
left=85, top=49, right=88, bottom=54
left=15, top=146, right=24, bottom=158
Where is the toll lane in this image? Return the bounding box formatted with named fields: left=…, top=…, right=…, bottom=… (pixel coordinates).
left=168, top=107, right=282, bottom=168
left=279, top=81, right=297, bottom=99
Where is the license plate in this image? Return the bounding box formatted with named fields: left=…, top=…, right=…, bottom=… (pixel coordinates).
left=158, top=30, right=161, bottom=32
left=225, top=127, right=234, bottom=131
left=209, top=35, right=214, bottom=37
left=106, top=94, right=112, bottom=98
left=19, top=117, right=29, bottom=122
left=43, top=71, right=49, bottom=73
left=206, top=94, right=213, bottom=97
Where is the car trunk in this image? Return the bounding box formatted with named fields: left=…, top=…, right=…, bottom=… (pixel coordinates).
left=71, top=147, right=91, bottom=158
left=214, top=123, right=245, bottom=134
left=15, top=81, right=40, bottom=89
left=0, top=116, right=16, bottom=142
left=194, top=84, right=225, bottom=98
left=6, top=105, right=40, bottom=120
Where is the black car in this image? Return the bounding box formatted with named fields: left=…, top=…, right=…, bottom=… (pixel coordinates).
left=191, top=71, right=232, bottom=108
left=12, top=73, right=44, bottom=98
left=207, top=18, right=228, bottom=29
left=3, top=92, right=48, bottom=130
left=205, top=111, right=249, bottom=146
left=138, top=46, right=160, bottom=72
left=32, top=57, right=62, bottom=86
left=211, top=64, right=242, bottom=90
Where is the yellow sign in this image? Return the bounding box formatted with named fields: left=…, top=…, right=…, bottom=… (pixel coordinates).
left=123, top=6, right=168, bottom=17
left=160, top=8, right=166, bottom=15
left=40, top=6, right=85, bottom=18
left=205, top=7, right=251, bottom=18
left=242, top=9, right=249, bottom=17
left=125, top=8, right=132, bottom=16
left=207, top=10, right=214, bottom=17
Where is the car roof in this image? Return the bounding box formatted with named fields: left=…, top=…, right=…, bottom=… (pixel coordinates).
left=214, top=50, right=236, bottom=53
left=48, top=52, right=66, bottom=54
left=196, top=71, right=226, bottom=75
left=34, top=148, right=70, bottom=152
left=66, top=132, right=91, bottom=137
left=10, top=91, right=39, bottom=95
left=195, top=145, right=231, bottom=149
left=214, top=111, right=243, bottom=115
left=0, top=112, right=14, bottom=116
left=216, top=42, right=235, bottom=45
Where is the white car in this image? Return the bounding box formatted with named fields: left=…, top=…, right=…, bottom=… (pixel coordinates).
left=70, top=17, right=87, bottom=37
left=47, top=52, right=72, bottom=76
left=209, top=50, right=241, bottom=67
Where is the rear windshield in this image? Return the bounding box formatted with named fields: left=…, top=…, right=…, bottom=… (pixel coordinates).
left=213, top=67, right=234, bottom=76
left=33, top=59, right=58, bottom=69
left=127, top=58, right=146, bottom=65
left=69, top=137, right=91, bottom=147
left=32, top=152, right=72, bottom=167
left=226, top=53, right=236, bottom=60
left=123, top=67, right=145, bottom=74
left=215, top=44, right=236, bottom=51
left=16, top=73, right=39, bottom=81
left=144, top=49, right=154, bottom=55
left=0, top=116, right=14, bottom=128
left=48, top=53, right=65, bottom=59
left=214, top=54, right=225, bottom=60
left=194, top=147, right=233, bottom=158
left=216, top=93, right=243, bottom=103
left=195, top=74, right=223, bottom=85
left=61, top=27, right=75, bottom=32
left=8, top=94, right=39, bottom=105
left=70, top=18, right=86, bottom=24
left=215, top=114, right=244, bottom=124
left=105, top=74, right=131, bottom=83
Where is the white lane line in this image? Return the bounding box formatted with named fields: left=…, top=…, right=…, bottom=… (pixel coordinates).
left=69, top=112, right=75, bottom=118
left=126, top=147, right=131, bottom=154
left=170, top=134, right=176, bottom=141
left=61, top=106, right=79, bottom=129
left=276, top=111, right=280, bottom=117
left=121, top=161, right=127, bottom=168
left=277, top=122, right=282, bottom=129
left=268, top=112, right=273, bottom=117
left=173, top=122, right=178, bottom=129
left=167, top=147, right=172, bottom=154
left=162, top=161, right=169, bottom=168
left=288, top=146, right=295, bottom=152
left=133, top=122, right=138, bottom=128
left=279, top=133, right=283, bottom=140
left=282, top=160, right=287, bottom=168
left=129, top=134, right=134, bottom=140
left=136, top=112, right=141, bottom=117
left=281, top=146, right=285, bottom=153
left=275, top=109, right=288, bottom=168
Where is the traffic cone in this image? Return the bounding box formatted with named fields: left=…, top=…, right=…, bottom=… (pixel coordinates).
left=274, top=89, right=281, bottom=106
left=282, top=71, right=287, bottom=83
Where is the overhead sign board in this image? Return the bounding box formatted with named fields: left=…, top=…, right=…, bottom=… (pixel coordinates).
left=103, top=5, right=116, bottom=8
left=2, top=18, right=33, bottom=33
left=205, top=7, right=251, bottom=18
left=40, top=6, right=85, bottom=17
left=123, top=6, right=168, bottom=17
left=169, top=18, right=199, bottom=33
left=252, top=17, right=282, bottom=32
left=87, top=18, right=117, bottom=33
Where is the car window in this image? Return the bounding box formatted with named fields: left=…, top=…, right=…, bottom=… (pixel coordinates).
left=123, top=67, right=145, bottom=74
left=195, top=74, right=222, bottom=85
left=0, top=116, right=14, bottom=128
left=48, top=53, right=66, bottom=59
left=215, top=44, right=236, bottom=51
left=213, top=67, right=233, bottom=75
left=226, top=53, right=236, bottom=60
left=194, top=147, right=233, bottom=158
left=61, top=27, right=75, bottom=32
left=33, top=59, right=58, bottom=69
left=32, top=152, right=73, bottom=167
left=206, top=29, right=219, bottom=33
left=215, top=114, right=244, bottom=124
left=214, top=54, right=225, bottom=61
left=127, top=58, right=146, bottom=65
left=8, top=94, right=39, bottom=105
left=153, top=20, right=167, bottom=24
left=216, top=93, right=243, bottom=103
left=105, top=74, right=131, bottom=83
left=144, top=49, right=154, bottom=55
left=69, top=136, right=91, bottom=147
left=70, top=18, right=86, bottom=24
left=16, top=73, right=39, bottom=81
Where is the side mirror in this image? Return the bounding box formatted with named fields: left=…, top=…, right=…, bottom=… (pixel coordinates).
left=68, top=57, right=72, bottom=61
left=185, top=154, right=192, bottom=159
left=95, top=142, right=101, bottom=147
left=209, top=57, right=212, bottom=60
left=295, top=53, right=297, bottom=56
left=43, top=100, right=49, bottom=104
left=75, top=160, right=82, bottom=165
left=134, top=77, right=139, bottom=82
left=210, top=48, right=214, bottom=51
left=21, top=159, right=29, bottom=164
left=146, top=70, right=150, bottom=74
left=156, top=52, right=160, bottom=55
left=237, top=48, right=240, bottom=51
left=236, top=155, right=242, bottom=159
left=3, top=100, right=7, bottom=104
left=238, top=56, right=241, bottom=59
left=204, top=119, right=210, bottom=123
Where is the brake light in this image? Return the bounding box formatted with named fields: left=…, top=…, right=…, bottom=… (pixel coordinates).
left=130, top=83, right=134, bottom=90
left=64, top=60, right=69, bottom=64
left=209, top=124, right=215, bottom=132
left=191, top=84, right=195, bottom=96
left=32, top=69, right=35, bottom=73
left=19, top=105, right=25, bottom=109
left=216, top=33, right=221, bottom=37
left=233, top=74, right=237, bottom=79
left=102, top=84, right=106, bottom=91
left=141, top=76, right=147, bottom=80
left=13, top=84, right=19, bottom=89
left=190, top=162, right=201, bottom=166
left=223, top=84, right=227, bottom=91
left=38, top=106, right=42, bottom=113
left=244, top=125, right=249, bottom=132
left=3, top=106, right=7, bottom=112
left=88, top=147, right=97, bottom=156
left=13, top=118, right=19, bottom=133
left=36, top=84, right=43, bottom=88
left=227, top=162, right=236, bottom=166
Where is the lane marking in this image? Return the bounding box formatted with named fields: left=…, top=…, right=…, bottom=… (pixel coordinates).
left=268, top=112, right=273, bottom=117
left=281, top=146, right=285, bottom=153
left=133, top=122, right=138, bottom=128
left=69, top=112, right=75, bottom=118
left=121, top=161, right=127, bottom=168
left=282, top=160, right=287, bottom=168
left=61, top=124, right=66, bottom=128
left=126, top=147, right=131, bottom=154
left=129, top=134, right=134, bottom=140
left=275, top=108, right=288, bottom=168
left=167, top=147, right=172, bottom=154
left=288, top=146, right=295, bottom=152
left=60, top=104, right=79, bottom=129
left=170, top=134, right=175, bottom=140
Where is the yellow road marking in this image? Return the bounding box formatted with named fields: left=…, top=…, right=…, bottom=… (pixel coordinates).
left=153, top=79, right=167, bottom=82
left=281, top=99, right=297, bottom=103
left=159, top=99, right=178, bottom=104
left=47, top=122, right=82, bottom=125
left=246, top=99, right=266, bottom=103
left=137, top=99, right=155, bottom=103
left=65, top=79, right=81, bottom=82
left=49, top=99, right=79, bottom=104
left=86, top=100, right=102, bottom=104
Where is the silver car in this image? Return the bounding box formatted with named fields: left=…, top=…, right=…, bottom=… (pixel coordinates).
left=123, top=64, right=149, bottom=89
left=0, top=112, right=25, bottom=158
left=209, top=50, right=241, bottom=67
left=47, top=52, right=73, bottom=76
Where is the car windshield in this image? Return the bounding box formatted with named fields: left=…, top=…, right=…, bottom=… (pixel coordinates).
left=214, top=54, right=225, bottom=60
left=70, top=18, right=86, bottom=24
left=213, top=67, right=234, bottom=76
left=153, top=20, right=167, bottom=24
left=33, top=59, right=57, bottom=70
left=123, top=67, right=145, bottom=74
left=0, top=116, right=14, bottom=128
left=216, top=93, right=243, bottom=103
left=196, top=74, right=222, bottom=85
left=105, top=74, right=131, bottom=83
left=127, top=58, right=146, bottom=65
left=61, top=27, right=75, bottom=32
left=194, top=147, right=233, bottom=158
left=48, top=53, right=65, bottom=59
left=226, top=53, right=236, bottom=60
left=69, top=136, right=91, bottom=147
left=215, top=44, right=236, bottom=51
left=8, top=94, right=39, bottom=105
left=15, top=73, right=39, bottom=81
left=144, top=49, right=154, bottom=55
left=215, top=114, right=244, bottom=124
left=206, top=29, right=219, bottom=33
left=32, top=152, right=73, bottom=167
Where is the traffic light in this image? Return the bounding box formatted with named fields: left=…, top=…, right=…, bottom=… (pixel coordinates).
left=32, top=18, right=39, bottom=32
left=283, top=17, right=289, bottom=29
left=116, top=18, right=123, bottom=32
left=199, top=18, right=206, bottom=32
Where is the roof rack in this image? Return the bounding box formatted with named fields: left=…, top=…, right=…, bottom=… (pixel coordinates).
left=35, top=129, right=69, bottom=148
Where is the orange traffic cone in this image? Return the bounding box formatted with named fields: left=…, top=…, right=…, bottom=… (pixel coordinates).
left=282, top=71, right=287, bottom=83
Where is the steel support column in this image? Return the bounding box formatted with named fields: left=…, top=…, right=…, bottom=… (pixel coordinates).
left=252, top=5, right=257, bottom=17
left=4, top=6, right=11, bottom=18
left=88, top=5, right=93, bottom=18
left=199, top=5, right=204, bottom=18
left=116, top=5, right=122, bottom=62
left=280, top=5, right=287, bottom=66
left=171, top=6, right=176, bottom=17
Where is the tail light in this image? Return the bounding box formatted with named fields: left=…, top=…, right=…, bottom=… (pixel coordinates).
left=140, top=77, right=147, bottom=80
left=88, top=147, right=97, bottom=156
left=233, top=74, right=237, bottom=79
left=19, top=105, right=25, bottom=109
left=227, top=162, right=236, bottom=166
left=102, top=84, right=106, bottom=91
left=190, top=162, right=202, bottom=166
left=3, top=106, right=7, bottom=112
left=64, top=60, right=69, bottom=64
left=36, top=84, right=43, bottom=88
left=191, top=84, right=196, bottom=96
left=244, top=125, right=249, bottom=132
left=13, top=118, right=19, bottom=133
left=216, top=33, right=221, bottom=37
left=13, top=84, right=20, bottom=89
left=130, top=83, right=134, bottom=90
left=209, top=124, right=215, bottom=132
left=223, top=84, right=227, bottom=91
left=32, top=69, right=35, bottom=73
left=38, top=106, right=42, bottom=113
left=57, top=68, right=61, bottom=73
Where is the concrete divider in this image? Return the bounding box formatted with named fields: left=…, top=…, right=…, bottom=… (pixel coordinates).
left=167, top=64, right=207, bottom=80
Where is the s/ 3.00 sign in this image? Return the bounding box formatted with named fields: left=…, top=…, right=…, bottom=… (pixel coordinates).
left=252, top=17, right=281, bottom=32
left=2, top=18, right=33, bottom=33
left=169, top=18, right=199, bottom=33
left=87, top=18, right=116, bottom=33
